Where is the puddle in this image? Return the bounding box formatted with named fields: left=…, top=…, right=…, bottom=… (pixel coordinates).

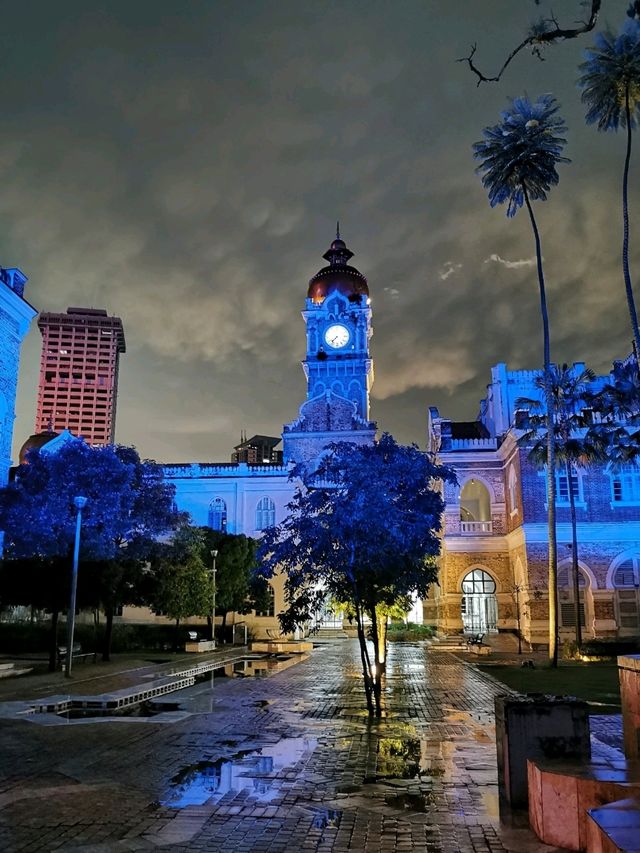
left=309, top=806, right=341, bottom=829
left=385, top=791, right=437, bottom=812
left=59, top=700, right=181, bottom=720
left=192, top=655, right=308, bottom=683
left=29, top=654, right=308, bottom=724
left=162, top=736, right=318, bottom=808
left=479, top=786, right=500, bottom=819
left=376, top=735, right=422, bottom=779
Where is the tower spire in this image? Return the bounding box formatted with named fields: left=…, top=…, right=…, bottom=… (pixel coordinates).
left=336, top=220, right=340, bottom=240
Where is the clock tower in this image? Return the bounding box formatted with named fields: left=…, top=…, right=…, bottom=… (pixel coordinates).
left=282, top=229, right=376, bottom=465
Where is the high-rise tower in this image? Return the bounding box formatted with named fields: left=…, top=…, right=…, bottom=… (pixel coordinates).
left=282, top=231, right=376, bottom=464
left=35, top=307, right=126, bottom=445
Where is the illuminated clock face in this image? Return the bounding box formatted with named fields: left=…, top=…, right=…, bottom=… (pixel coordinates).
left=324, top=324, right=350, bottom=349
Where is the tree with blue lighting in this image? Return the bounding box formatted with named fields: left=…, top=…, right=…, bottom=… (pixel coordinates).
left=0, top=440, right=181, bottom=668
left=257, top=434, right=455, bottom=716
left=474, top=94, right=569, bottom=667
left=579, top=5, right=640, bottom=356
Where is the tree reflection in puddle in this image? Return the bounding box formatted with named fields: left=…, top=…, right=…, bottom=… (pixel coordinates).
left=162, top=736, right=317, bottom=808
left=376, top=733, right=422, bottom=779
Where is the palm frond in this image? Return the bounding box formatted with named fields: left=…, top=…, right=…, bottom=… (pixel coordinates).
left=473, top=94, right=570, bottom=217
left=578, top=18, right=640, bottom=131
left=517, top=363, right=604, bottom=468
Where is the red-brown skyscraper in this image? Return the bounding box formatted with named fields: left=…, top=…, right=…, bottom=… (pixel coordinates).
left=35, top=307, right=126, bottom=445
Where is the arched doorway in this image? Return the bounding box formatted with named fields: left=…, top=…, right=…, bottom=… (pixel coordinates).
left=461, top=569, right=498, bottom=634
left=460, top=479, right=492, bottom=533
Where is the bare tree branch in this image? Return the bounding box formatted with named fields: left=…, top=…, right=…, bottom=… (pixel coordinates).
left=458, top=0, right=602, bottom=86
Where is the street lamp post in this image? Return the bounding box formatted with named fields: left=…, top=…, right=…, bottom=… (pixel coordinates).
left=65, top=495, right=88, bottom=678
left=210, top=549, right=218, bottom=647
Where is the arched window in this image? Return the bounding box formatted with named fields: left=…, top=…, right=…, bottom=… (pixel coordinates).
left=208, top=497, right=227, bottom=532
left=256, top=496, right=275, bottom=531
left=508, top=465, right=518, bottom=514
left=612, top=554, right=640, bottom=634
left=557, top=562, right=587, bottom=629
left=462, top=569, right=496, bottom=595
left=460, top=479, right=492, bottom=533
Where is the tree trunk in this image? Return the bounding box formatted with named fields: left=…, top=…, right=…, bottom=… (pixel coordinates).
left=103, top=607, right=114, bottom=662
left=173, top=617, right=180, bottom=652
left=524, top=186, right=559, bottom=667
left=515, top=587, right=522, bottom=655
left=48, top=609, right=59, bottom=673
left=566, top=461, right=583, bottom=650
left=376, top=610, right=388, bottom=674
left=622, top=89, right=640, bottom=357
left=354, top=602, right=374, bottom=715
left=368, top=604, right=383, bottom=717
left=221, top=610, right=228, bottom=643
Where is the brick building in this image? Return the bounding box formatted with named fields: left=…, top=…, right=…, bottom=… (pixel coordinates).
left=425, top=362, right=640, bottom=646
left=35, top=307, right=126, bottom=445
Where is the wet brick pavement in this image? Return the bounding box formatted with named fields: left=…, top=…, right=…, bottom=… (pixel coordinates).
left=0, top=641, right=561, bottom=852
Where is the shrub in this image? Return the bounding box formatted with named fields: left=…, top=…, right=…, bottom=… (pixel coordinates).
left=0, top=621, right=209, bottom=655
left=580, top=638, right=640, bottom=659
left=386, top=622, right=435, bottom=642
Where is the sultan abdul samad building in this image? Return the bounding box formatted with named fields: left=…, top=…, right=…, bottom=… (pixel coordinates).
left=115, top=233, right=640, bottom=646
left=129, top=232, right=381, bottom=635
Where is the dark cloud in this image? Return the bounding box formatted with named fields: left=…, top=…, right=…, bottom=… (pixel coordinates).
left=6, top=0, right=638, bottom=462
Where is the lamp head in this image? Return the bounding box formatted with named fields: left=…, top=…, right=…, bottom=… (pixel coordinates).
left=211, top=549, right=219, bottom=558
left=74, top=496, right=88, bottom=510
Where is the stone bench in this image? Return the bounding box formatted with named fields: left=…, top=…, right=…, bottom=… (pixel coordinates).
left=57, top=644, right=96, bottom=668
left=528, top=758, right=640, bottom=851
left=184, top=640, right=215, bottom=653
left=251, top=640, right=313, bottom=654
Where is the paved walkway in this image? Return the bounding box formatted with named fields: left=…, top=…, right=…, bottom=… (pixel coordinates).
left=0, top=641, right=560, bottom=852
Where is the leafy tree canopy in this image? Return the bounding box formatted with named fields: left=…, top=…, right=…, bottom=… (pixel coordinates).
left=149, top=526, right=211, bottom=623
left=258, top=434, right=454, bottom=631
left=196, top=527, right=268, bottom=620
left=0, top=440, right=181, bottom=563
left=0, top=440, right=183, bottom=664
left=258, top=434, right=455, bottom=714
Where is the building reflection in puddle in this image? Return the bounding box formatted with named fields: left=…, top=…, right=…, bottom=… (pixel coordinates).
left=162, top=736, right=318, bottom=808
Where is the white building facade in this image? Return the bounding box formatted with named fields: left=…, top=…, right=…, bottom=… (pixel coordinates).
left=0, top=267, right=36, bottom=486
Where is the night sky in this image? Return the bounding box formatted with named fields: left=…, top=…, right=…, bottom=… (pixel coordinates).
left=5, top=0, right=637, bottom=463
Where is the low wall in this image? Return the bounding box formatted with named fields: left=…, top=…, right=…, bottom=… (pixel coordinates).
left=618, top=654, right=640, bottom=762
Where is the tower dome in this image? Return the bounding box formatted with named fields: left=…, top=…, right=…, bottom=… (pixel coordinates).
left=307, top=227, right=369, bottom=304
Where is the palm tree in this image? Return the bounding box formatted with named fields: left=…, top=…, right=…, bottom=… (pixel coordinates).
left=589, top=355, right=640, bottom=466
left=578, top=11, right=640, bottom=357
left=517, top=364, right=605, bottom=650
left=474, top=95, right=570, bottom=666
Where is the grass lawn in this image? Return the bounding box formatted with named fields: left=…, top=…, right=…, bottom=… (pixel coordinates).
left=478, top=662, right=621, bottom=710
